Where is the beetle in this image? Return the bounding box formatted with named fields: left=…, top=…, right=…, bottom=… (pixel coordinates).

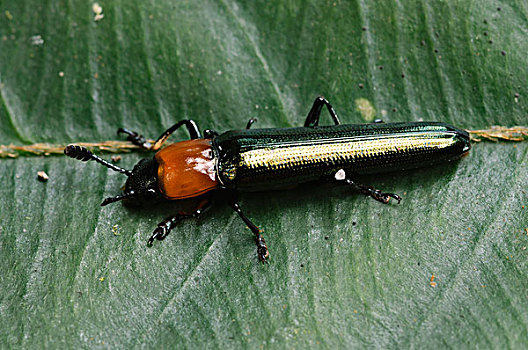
left=64, top=96, right=471, bottom=263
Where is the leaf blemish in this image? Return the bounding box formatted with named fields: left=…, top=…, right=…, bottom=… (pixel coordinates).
left=355, top=98, right=376, bottom=122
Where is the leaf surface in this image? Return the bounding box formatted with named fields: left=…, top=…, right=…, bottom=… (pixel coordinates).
left=1, top=1, right=527, bottom=348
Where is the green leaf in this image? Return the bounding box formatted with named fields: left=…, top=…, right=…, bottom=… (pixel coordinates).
left=1, top=1, right=527, bottom=348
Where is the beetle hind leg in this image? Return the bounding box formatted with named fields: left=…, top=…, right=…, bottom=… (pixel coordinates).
left=334, top=169, right=402, bottom=204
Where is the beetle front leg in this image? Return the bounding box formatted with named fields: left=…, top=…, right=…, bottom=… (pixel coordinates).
left=118, top=119, right=202, bottom=151
left=230, top=201, right=269, bottom=263
left=334, top=169, right=402, bottom=204
left=148, top=200, right=210, bottom=245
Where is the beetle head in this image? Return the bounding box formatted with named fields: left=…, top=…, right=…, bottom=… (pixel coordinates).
left=64, top=145, right=162, bottom=206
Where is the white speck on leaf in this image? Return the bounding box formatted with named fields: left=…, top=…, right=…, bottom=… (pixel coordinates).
left=30, top=35, right=44, bottom=46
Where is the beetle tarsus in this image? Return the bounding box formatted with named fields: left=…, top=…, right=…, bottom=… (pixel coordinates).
left=256, top=233, right=269, bottom=263
left=334, top=169, right=402, bottom=205
left=117, top=128, right=152, bottom=149
left=147, top=216, right=181, bottom=245
left=147, top=202, right=210, bottom=246
left=148, top=226, right=169, bottom=245
left=360, top=187, right=402, bottom=204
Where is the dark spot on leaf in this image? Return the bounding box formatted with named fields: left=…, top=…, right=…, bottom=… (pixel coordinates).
left=324, top=236, right=329, bottom=240
left=379, top=66, right=383, bottom=70
left=300, top=264, right=304, bottom=267
left=420, top=40, right=425, bottom=46
left=501, top=50, right=506, bottom=56
left=352, top=222, right=357, bottom=226
left=489, top=40, right=493, bottom=44
left=362, top=27, right=367, bottom=31
left=358, top=83, right=364, bottom=89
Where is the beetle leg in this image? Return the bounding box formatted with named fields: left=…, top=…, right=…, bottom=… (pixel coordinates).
left=304, top=96, right=341, bottom=127
left=118, top=119, right=202, bottom=150
left=148, top=200, right=210, bottom=245
left=230, top=201, right=269, bottom=263
left=150, top=120, right=202, bottom=150
left=116, top=128, right=151, bottom=149
left=203, top=129, right=219, bottom=139
left=334, top=169, right=402, bottom=204
left=246, top=118, right=258, bottom=129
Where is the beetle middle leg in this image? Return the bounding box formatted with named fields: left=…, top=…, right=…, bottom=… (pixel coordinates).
left=118, top=119, right=202, bottom=150
left=246, top=118, right=258, bottom=129
left=304, top=96, right=341, bottom=127
left=148, top=199, right=210, bottom=245
left=229, top=201, right=269, bottom=263
left=334, top=169, right=402, bottom=204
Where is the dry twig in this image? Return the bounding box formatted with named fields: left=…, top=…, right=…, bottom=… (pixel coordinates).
left=0, top=140, right=154, bottom=158
left=467, top=126, right=528, bottom=142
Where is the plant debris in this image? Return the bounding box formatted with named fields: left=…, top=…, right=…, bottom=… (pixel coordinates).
left=93, top=3, right=104, bottom=21
left=430, top=274, right=437, bottom=288
left=37, top=171, right=49, bottom=182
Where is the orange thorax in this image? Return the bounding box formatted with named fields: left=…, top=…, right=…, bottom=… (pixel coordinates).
left=155, top=139, right=218, bottom=199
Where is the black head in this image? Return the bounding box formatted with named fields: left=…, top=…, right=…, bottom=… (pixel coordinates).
left=64, top=145, right=162, bottom=206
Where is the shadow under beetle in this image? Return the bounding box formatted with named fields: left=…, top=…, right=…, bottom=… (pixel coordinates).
left=65, top=96, right=471, bottom=263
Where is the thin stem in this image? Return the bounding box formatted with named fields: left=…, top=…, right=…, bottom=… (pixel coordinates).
left=0, top=140, right=154, bottom=158
left=467, top=126, right=528, bottom=142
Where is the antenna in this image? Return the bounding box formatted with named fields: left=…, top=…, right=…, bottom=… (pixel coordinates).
left=64, top=145, right=132, bottom=176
